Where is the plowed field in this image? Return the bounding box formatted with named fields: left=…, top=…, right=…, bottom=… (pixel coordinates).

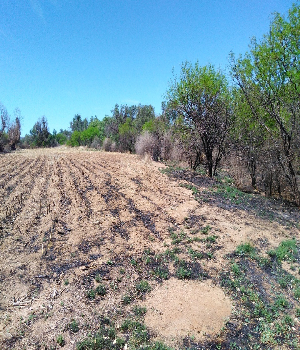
left=0, top=148, right=299, bottom=350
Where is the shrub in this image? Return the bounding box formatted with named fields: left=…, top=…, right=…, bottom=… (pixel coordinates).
left=90, top=136, right=102, bottom=149
left=103, top=137, right=115, bottom=152
left=135, top=132, right=158, bottom=159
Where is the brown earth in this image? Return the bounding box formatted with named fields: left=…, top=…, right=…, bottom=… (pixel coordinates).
left=0, top=147, right=299, bottom=349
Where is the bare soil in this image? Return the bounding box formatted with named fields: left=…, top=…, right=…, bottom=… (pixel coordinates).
left=0, top=147, right=299, bottom=349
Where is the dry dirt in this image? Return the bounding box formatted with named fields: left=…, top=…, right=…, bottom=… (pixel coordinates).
left=0, top=147, right=299, bottom=349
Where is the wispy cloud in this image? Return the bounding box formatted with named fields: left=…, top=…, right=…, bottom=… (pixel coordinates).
left=29, top=0, right=46, bottom=23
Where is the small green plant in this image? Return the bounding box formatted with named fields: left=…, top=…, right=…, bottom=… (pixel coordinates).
left=204, top=235, right=218, bottom=243
left=77, top=326, right=124, bottom=350
left=136, top=280, right=151, bottom=294
left=176, top=261, right=192, bottom=280
left=231, top=262, right=241, bottom=276
left=236, top=242, right=256, bottom=258
left=121, top=319, right=149, bottom=346
left=274, top=295, right=289, bottom=310
left=122, top=293, right=132, bottom=305
left=131, top=258, right=138, bottom=266
left=64, top=279, right=69, bottom=285
left=57, top=334, right=65, bottom=347
left=69, top=319, right=79, bottom=333
left=133, top=305, right=147, bottom=317
left=95, top=274, right=102, bottom=283
left=268, top=239, right=298, bottom=263
left=95, top=284, right=107, bottom=297
left=188, top=248, right=203, bottom=261
left=201, top=225, right=211, bottom=234
left=86, top=289, right=96, bottom=299
left=294, top=287, right=300, bottom=299
left=154, top=266, right=169, bottom=279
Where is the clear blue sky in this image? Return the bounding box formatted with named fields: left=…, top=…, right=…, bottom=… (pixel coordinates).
left=0, top=0, right=295, bottom=136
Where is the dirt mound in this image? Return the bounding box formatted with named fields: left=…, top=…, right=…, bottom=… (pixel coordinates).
left=143, top=278, right=231, bottom=343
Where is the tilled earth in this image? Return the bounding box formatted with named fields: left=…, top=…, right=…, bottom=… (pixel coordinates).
left=0, top=148, right=299, bottom=349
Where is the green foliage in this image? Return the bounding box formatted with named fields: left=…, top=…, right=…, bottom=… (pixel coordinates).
left=268, top=239, right=298, bottom=262
left=136, top=280, right=151, bottom=294
left=67, top=130, right=81, bottom=147
left=77, top=326, right=124, bottom=350
left=57, top=334, right=65, bottom=347
left=56, top=132, right=68, bottom=145
left=132, top=306, right=147, bottom=317
left=80, top=126, right=100, bottom=145
left=176, top=261, right=192, bottom=280
left=236, top=243, right=256, bottom=258
left=166, top=61, right=232, bottom=176
left=230, top=3, right=300, bottom=204
left=95, top=284, right=107, bottom=297
left=29, top=116, right=56, bottom=148
left=68, top=319, right=79, bottom=333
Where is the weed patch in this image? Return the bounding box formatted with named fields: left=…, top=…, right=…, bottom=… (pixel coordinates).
left=216, top=239, right=300, bottom=349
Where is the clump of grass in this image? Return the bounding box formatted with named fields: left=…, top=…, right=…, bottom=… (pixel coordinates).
left=153, top=266, right=169, bottom=280
left=68, top=319, right=79, bottom=333
left=176, top=261, right=192, bottom=280
left=122, top=293, right=133, bottom=305
left=57, top=334, right=65, bottom=347
left=86, top=284, right=107, bottom=299
left=236, top=242, right=256, bottom=258
left=201, top=225, right=211, bottom=234
left=294, top=287, right=300, bottom=299
left=121, top=319, right=149, bottom=346
left=77, top=325, right=124, bottom=350
left=95, top=274, right=102, bottom=283
left=188, top=248, right=203, bottom=261
left=203, top=235, right=218, bottom=243
left=268, top=239, right=298, bottom=263
left=168, top=227, right=186, bottom=245
left=133, top=305, right=147, bottom=317
left=86, top=289, right=96, bottom=299
left=136, top=280, right=151, bottom=294
left=95, top=284, right=107, bottom=297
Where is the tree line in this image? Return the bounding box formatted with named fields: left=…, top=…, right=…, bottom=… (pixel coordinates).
left=1, top=3, right=299, bottom=204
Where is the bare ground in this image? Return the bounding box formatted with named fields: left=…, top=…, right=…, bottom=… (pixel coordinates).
left=0, top=147, right=299, bottom=349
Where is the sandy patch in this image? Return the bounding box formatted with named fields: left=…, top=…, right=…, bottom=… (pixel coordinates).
left=142, top=278, right=231, bottom=343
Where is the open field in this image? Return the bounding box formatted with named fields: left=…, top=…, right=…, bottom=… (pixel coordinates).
left=0, top=148, right=300, bottom=349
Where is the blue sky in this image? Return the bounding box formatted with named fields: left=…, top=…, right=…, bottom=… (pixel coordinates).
left=0, top=0, right=295, bottom=136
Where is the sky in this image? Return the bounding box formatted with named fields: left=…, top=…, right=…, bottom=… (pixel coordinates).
left=0, top=0, right=295, bottom=136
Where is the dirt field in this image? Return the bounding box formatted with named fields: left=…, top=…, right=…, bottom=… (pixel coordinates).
left=0, top=147, right=300, bottom=349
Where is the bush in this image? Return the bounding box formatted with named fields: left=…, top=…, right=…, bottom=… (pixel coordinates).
left=67, top=130, right=81, bottom=147
left=135, top=132, right=158, bottom=158
left=90, top=136, right=102, bottom=149
left=103, top=137, right=115, bottom=152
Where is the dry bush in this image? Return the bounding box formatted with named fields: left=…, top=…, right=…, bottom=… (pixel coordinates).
left=102, top=138, right=116, bottom=152
left=160, top=131, right=173, bottom=160
left=135, top=132, right=158, bottom=158
left=90, top=136, right=102, bottom=150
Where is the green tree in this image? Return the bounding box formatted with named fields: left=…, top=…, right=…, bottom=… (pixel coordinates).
left=80, top=126, right=100, bottom=146
left=67, top=130, right=81, bottom=147
left=166, top=62, right=232, bottom=176
left=119, top=117, right=136, bottom=153
left=230, top=3, right=300, bottom=204
left=70, top=114, right=88, bottom=132
left=30, top=116, right=54, bottom=147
